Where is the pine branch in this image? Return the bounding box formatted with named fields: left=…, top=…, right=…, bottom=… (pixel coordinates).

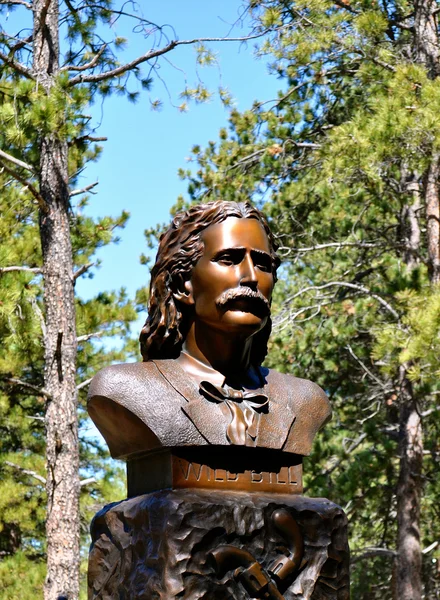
left=351, top=547, right=397, bottom=563
left=80, top=476, right=96, bottom=487
left=77, top=331, right=103, bottom=343
left=0, top=148, right=35, bottom=173
left=4, top=461, right=46, bottom=485
left=73, top=261, right=95, bottom=280
left=0, top=265, right=42, bottom=275
left=0, top=49, right=34, bottom=79
left=69, top=181, right=98, bottom=197
left=0, top=0, right=32, bottom=7
left=284, top=242, right=385, bottom=254
left=422, top=541, right=439, bottom=554
left=333, top=0, right=359, bottom=14
left=4, top=377, right=52, bottom=399
left=285, top=281, right=400, bottom=319
left=346, top=344, right=389, bottom=390
left=371, top=56, right=397, bottom=73
left=73, top=135, right=108, bottom=143
left=61, top=43, right=107, bottom=72
left=69, top=31, right=270, bottom=86
left=77, top=378, right=92, bottom=391
left=0, top=162, right=48, bottom=213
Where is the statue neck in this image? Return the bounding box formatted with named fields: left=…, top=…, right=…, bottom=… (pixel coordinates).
left=179, top=320, right=253, bottom=381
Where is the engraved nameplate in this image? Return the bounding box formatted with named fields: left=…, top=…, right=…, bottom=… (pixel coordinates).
left=171, top=456, right=303, bottom=494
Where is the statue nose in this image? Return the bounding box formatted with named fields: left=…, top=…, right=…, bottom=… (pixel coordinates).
left=239, top=255, right=258, bottom=287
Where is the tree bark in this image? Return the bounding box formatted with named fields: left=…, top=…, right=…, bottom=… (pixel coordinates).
left=33, top=1, right=80, bottom=599
left=424, top=152, right=440, bottom=285
left=395, top=366, right=423, bottom=600
left=414, top=0, right=439, bottom=77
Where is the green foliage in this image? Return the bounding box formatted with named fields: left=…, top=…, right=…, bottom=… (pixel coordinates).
left=0, top=552, right=45, bottom=599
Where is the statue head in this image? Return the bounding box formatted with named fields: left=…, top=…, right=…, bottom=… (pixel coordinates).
left=139, top=200, right=280, bottom=366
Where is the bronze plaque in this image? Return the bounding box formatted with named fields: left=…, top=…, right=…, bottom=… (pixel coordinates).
left=172, top=455, right=302, bottom=493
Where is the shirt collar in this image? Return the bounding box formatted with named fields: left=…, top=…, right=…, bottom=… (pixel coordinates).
left=176, top=351, right=265, bottom=390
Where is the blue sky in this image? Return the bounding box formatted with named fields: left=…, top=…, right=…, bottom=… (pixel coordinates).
left=74, top=2, right=283, bottom=334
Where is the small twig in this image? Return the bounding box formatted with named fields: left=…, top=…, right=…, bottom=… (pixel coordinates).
left=346, top=345, right=389, bottom=390
left=0, top=0, right=32, bottom=7
left=285, top=281, right=400, bottom=320
left=0, top=265, right=42, bottom=275
left=77, top=378, right=92, bottom=391
left=421, top=404, right=440, bottom=417
left=80, top=476, right=96, bottom=487
left=0, top=162, right=48, bottom=213
left=61, top=43, right=107, bottom=72
left=77, top=332, right=103, bottom=343
left=73, top=262, right=95, bottom=280
left=351, top=547, right=397, bottom=563
left=304, top=433, right=367, bottom=493
left=69, top=31, right=273, bottom=86
left=287, top=241, right=388, bottom=254
left=422, top=541, right=439, bottom=554
left=4, top=377, right=51, bottom=399
left=73, top=135, right=108, bottom=143
left=293, top=142, right=321, bottom=148
left=333, top=0, right=359, bottom=14
left=69, top=181, right=98, bottom=197
left=0, top=50, right=34, bottom=79
left=5, top=461, right=46, bottom=485
left=0, top=148, right=35, bottom=173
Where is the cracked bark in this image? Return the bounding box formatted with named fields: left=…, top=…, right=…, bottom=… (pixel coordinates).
left=33, top=1, right=80, bottom=599
left=395, top=366, right=423, bottom=600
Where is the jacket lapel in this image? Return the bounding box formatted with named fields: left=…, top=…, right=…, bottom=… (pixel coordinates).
left=152, top=360, right=297, bottom=450
left=153, top=359, right=229, bottom=445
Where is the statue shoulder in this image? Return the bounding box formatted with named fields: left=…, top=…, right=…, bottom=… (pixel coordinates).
left=87, top=360, right=205, bottom=459
left=88, top=361, right=162, bottom=405
left=266, top=369, right=331, bottom=455
left=267, top=368, right=329, bottom=407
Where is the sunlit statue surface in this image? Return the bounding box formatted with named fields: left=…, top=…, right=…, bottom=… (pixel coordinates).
left=88, top=201, right=330, bottom=463
left=87, top=202, right=349, bottom=600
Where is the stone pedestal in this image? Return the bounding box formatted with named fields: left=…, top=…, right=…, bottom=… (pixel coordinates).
left=88, top=490, right=349, bottom=599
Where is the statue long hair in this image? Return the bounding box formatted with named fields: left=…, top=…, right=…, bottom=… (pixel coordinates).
left=140, top=200, right=280, bottom=366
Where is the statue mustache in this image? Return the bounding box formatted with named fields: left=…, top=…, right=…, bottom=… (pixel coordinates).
left=216, top=287, right=270, bottom=313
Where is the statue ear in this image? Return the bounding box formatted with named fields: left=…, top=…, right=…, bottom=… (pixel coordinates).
left=173, top=277, right=194, bottom=306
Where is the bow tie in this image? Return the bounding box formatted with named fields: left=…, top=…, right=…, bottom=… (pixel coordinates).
left=199, top=380, right=269, bottom=445
left=199, top=380, right=269, bottom=409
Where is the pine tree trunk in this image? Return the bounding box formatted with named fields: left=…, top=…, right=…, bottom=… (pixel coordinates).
left=425, top=152, right=440, bottom=285
left=396, top=367, right=423, bottom=600
left=394, top=177, right=424, bottom=599
left=414, top=0, right=439, bottom=77
left=33, top=1, right=80, bottom=599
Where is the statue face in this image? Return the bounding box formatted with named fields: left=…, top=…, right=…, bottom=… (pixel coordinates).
left=184, top=217, right=274, bottom=335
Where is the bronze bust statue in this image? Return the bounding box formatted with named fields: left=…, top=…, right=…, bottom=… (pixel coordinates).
left=88, top=201, right=330, bottom=490
left=87, top=202, right=350, bottom=600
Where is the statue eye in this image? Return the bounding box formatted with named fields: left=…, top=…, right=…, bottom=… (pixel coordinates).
left=217, top=253, right=237, bottom=266
left=253, top=253, right=272, bottom=272
left=214, top=249, right=244, bottom=266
